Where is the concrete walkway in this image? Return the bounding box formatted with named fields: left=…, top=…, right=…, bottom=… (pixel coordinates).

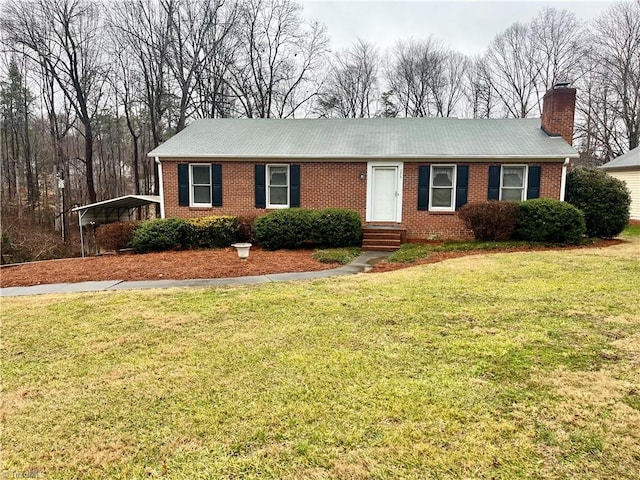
left=0, top=251, right=391, bottom=297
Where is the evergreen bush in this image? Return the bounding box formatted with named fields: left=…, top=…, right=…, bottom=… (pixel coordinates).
left=314, top=208, right=362, bottom=247
left=565, top=168, right=631, bottom=238
left=514, top=198, right=585, bottom=244
left=129, top=218, right=188, bottom=253
left=184, top=216, right=239, bottom=249
left=253, top=208, right=317, bottom=250
left=253, top=208, right=362, bottom=250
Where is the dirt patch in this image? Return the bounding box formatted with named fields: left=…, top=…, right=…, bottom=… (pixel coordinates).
left=0, top=248, right=335, bottom=287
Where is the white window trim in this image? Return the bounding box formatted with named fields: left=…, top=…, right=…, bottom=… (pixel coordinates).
left=266, top=164, right=290, bottom=209
left=429, top=164, right=457, bottom=212
left=189, top=163, right=212, bottom=207
left=500, top=165, right=528, bottom=201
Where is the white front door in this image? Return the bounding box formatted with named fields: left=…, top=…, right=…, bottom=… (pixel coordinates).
left=367, top=163, right=403, bottom=222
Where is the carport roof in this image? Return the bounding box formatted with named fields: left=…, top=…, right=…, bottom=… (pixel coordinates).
left=72, top=195, right=161, bottom=226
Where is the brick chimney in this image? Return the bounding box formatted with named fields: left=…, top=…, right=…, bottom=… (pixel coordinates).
left=541, top=82, right=576, bottom=146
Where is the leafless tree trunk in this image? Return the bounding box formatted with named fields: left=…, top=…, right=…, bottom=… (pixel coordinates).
left=227, top=0, right=328, bottom=118
left=316, top=39, right=379, bottom=118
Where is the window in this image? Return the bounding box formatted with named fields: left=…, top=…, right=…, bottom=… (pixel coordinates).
left=267, top=164, right=289, bottom=208
left=501, top=166, right=527, bottom=201
left=429, top=165, right=456, bottom=211
left=190, top=164, right=211, bottom=206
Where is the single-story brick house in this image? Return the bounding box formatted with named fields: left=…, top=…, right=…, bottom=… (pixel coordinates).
left=600, top=146, right=640, bottom=221
left=148, top=84, right=578, bottom=244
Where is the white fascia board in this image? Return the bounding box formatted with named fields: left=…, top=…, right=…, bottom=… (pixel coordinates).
left=149, top=154, right=578, bottom=161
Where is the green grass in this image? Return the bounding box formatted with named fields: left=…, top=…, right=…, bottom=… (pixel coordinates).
left=622, top=223, right=640, bottom=237
left=311, top=247, right=361, bottom=264
left=2, top=239, right=639, bottom=479
left=387, top=240, right=540, bottom=263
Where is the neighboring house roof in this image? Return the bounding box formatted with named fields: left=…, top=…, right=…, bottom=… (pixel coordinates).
left=148, top=117, right=578, bottom=160
left=600, top=147, right=640, bottom=171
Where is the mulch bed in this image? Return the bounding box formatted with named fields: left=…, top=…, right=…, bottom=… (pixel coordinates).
left=0, top=239, right=627, bottom=288
left=0, top=248, right=335, bottom=288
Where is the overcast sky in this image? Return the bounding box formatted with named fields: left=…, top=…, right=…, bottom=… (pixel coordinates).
left=299, top=0, right=617, bottom=56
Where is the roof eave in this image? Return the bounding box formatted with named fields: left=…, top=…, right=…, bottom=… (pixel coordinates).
left=149, top=153, right=579, bottom=160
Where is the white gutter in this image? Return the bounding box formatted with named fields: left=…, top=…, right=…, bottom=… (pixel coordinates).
left=156, top=157, right=165, bottom=219
left=560, top=157, right=570, bottom=201
left=148, top=153, right=580, bottom=160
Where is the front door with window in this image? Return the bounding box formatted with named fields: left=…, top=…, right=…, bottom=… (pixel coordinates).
left=367, top=163, right=403, bottom=222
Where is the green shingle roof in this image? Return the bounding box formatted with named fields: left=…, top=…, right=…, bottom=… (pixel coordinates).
left=148, top=117, right=578, bottom=160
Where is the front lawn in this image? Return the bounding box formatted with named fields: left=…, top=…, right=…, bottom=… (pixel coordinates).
left=2, top=238, right=639, bottom=478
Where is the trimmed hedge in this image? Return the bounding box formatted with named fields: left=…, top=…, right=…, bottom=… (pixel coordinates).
left=95, top=221, right=139, bottom=252
left=566, top=168, right=631, bottom=238
left=514, top=198, right=585, bottom=244
left=252, top=209, right=316, bottom=250
left=130, top=216, right=242, bottom=253
left=130, top=218, right=189, bottom=253
left=185, top=216, right=239, bottom=249
left=458, top=201, right=519, bottom=241
left=253, top=208, right=362, bottom=250
left=314, top=208, right=362, bottom=247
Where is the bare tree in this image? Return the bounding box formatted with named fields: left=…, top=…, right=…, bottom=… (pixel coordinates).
left=463, top=55, right=497, bottom=118
left=385, top=39, right=469, bottom=118
left=530, top=7, right=585, bottom=92
left=316, top=39, right=379, bottom=118
left=108, top=0, right=175, bottom=196
left=2, top=0, right=108, bottom=204
left=227, top=0, right=328, bottom=118
left=590, top=1, right=640, bottom=152
left=164, top=0, right=238, bottom=131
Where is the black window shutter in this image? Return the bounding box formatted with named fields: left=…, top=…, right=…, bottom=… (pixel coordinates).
left=212, top=164, right=222, bottom=206
left=178, top=164, right=189, bottom=206
left=417, top=165, right=430, bottom=211
left=455, top=165, right=469, bottom=210
left=488, top=165, right=501, bottom=200
left=526, top=165, right=541, bottom=199
left=255, top=165, right=266, bottom=208
left=290, top=164, right=300, bottom=208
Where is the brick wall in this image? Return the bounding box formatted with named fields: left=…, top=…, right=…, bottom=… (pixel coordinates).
left=403, top=162, right=563, bottom=240
left=162, top=159, right=564, bottom=241
left=541, top=86, right=576, bottom=146
left=162, top=160, right=368, bottom=220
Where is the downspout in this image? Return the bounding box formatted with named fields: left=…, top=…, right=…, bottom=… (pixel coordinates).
left=560, top=157, right=570, bottom=201
left=156, top=157, right=165, bottom=219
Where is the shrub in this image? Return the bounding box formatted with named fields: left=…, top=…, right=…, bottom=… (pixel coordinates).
left=312, top=247, right=361, bottom=264
left=95, top=221, right=139, bottom=252
left=514, top=198, right=585, bottom=244
left=458, top=201, right=520, bottom=241
left=184, top=216, right=239, bottom=249
left=129, top=218, right=188, bottom=253
left=253, top=208, right=316, bottom=250
left=565, top=168, right=631, bottom=238
left=314, top=208, right=362, bottom=247
left=236, top=215, right=257, bottom=243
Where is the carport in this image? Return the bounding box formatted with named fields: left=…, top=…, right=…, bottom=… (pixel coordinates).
left=72, top=195, right=161, bottom=257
